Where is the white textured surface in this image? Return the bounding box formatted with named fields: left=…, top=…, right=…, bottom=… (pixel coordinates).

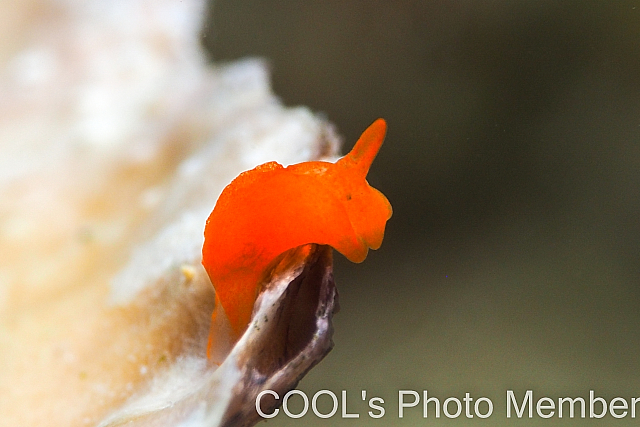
left=0, top=0, right=340, bottom=425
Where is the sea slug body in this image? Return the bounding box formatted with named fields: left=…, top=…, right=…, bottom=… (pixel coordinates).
left=202, top=119, right=392, bottom=342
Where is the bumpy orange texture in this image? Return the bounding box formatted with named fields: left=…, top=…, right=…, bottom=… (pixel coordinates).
left=202, top=119, right=392, bottom=337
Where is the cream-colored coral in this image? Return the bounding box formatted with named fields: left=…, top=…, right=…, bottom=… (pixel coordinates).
left=0, top=0, right=340, bottom=425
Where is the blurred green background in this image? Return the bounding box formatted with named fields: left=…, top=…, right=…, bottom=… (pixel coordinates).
left=204, top=1, right=640, bottom=425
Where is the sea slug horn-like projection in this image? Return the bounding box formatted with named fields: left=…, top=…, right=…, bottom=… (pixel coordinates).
left=338, top=117, right=387, bottom=178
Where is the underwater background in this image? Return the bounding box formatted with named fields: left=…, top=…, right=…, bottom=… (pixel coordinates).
left=206, top=1, right=640, bottom=425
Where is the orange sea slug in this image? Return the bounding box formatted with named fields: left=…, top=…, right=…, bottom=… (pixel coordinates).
left=202, top=119, right=392, bottom=344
